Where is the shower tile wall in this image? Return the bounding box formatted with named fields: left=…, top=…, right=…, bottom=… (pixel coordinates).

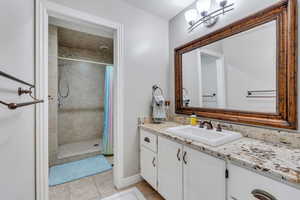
left=59, top=46, right=112, bottom=64
left=57, top=27, right=113, bottom=146
left=57, top=59, right=105, bottom=145
left=58, top=27, right=113, bottom=64
left=48, top=25, right=58, bottom=166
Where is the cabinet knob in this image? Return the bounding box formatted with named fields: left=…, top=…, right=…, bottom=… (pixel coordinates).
left=144, top=137, right=150, bottom=143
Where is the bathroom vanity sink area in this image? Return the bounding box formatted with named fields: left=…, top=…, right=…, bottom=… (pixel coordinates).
left=138, top=1, right=300, bottom=199
left=139, top=122, right=300, bottom=200
left=166, top=125, right=242, bottom=146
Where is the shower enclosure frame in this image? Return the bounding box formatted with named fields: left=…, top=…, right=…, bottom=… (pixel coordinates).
left=35, top=1, right=132, bottom=200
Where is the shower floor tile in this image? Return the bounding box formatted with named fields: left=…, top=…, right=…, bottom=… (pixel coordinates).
left=58, top=139, right=102, bottom=160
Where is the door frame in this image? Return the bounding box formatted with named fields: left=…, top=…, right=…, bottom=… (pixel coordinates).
left=197, top=49, right=226, bottom=108
left=35, top=1, right=125, bottom=199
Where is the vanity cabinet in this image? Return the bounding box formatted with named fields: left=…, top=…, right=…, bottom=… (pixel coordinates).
left=140, top=129, right=158, bottom=190
left=228, top=164, right=300, bottom=200
left=140, top=128, right=300, bottom=200
left=183, top=147, right=226, bottom=200
left=157, top=136, right=183, bottom=200
left=157, top=136, right=226, bottom=200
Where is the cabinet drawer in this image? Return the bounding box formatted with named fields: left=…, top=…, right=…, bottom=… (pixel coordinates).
left=140, top=129, right=157, bottom=152
left=228, top=164, right=300, bottom=200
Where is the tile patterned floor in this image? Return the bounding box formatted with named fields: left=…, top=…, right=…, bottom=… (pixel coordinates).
left=49, top=170, right=164, bottom=200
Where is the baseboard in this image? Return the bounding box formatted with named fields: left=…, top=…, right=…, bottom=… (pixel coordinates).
left=116, top=174, right=142, bottom=189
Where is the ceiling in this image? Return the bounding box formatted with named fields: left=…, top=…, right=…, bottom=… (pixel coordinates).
left=122, top=0, right=195, bottom=19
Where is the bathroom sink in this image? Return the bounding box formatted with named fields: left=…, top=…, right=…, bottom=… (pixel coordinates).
left=166, top=125, right=242, bottom=147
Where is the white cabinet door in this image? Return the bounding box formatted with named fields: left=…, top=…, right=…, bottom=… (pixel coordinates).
left=228, top=164, right=300, bottom=200
left=183, top=146, right=226, bottom=200
left=157, top=136, right=183, bottom=200
left=140, top=147, right=157, bottom=190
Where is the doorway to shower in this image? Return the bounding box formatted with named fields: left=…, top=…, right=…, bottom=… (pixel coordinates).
left=35, top=2, right=126, bottom=197
left=47, top=16, right=115, bottom=186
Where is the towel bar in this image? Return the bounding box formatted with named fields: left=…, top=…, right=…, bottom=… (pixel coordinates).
left=0, top=70, right=35, bottom=88
left=247, top=90, right=276, bottom=98
left=203, top=93, right=216, bottom=98
left=0, top=70, right=44, bottom=109
left=0, top=100, right=44, bottom=110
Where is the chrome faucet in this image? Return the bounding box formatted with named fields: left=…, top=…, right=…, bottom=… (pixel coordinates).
left=199, top=121, right=213, bottom=130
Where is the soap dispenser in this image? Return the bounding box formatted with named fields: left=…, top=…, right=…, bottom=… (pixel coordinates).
left=190, top=113, right=197, bottom=126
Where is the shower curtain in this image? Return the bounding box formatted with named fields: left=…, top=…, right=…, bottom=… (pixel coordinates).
left=102, top=66, right=114, bottom=155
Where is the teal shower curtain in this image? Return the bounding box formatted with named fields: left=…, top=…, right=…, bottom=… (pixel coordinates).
left=102, top=66, right=113, bottom=155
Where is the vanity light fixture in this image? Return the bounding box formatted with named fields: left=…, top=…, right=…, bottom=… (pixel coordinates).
left=185, top=0, right=234, bottom=32
left=196, top=0, right=211, bottom=16
left=217, top=0, right=229, bottom=8
left=184, top=9, right=198, bottom=26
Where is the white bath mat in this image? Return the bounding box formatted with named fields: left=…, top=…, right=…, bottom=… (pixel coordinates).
left=102, top=187, right=146, bottom=200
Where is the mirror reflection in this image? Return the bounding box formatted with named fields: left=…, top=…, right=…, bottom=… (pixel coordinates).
left=182, top=21, right=277, bottom=113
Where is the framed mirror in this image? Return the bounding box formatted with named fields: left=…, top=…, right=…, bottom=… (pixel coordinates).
left=175, top=0, right=297, bottom=129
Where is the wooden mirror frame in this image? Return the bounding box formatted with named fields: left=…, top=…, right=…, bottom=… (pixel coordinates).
left=175, top=0, right=297, bottom=130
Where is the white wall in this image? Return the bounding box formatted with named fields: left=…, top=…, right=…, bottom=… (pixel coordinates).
left=223, top=21, right=276, bottom=112
left=0, top=1, right=35, bottom=200
left=0, top=0, right=169, bottom=198
left=169, top=0, right=300, bottom=127
left=48, top=0, right=169, bottom=177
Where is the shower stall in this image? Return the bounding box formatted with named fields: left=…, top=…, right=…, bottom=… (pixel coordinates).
left=48, top=22, right=114, bottom=166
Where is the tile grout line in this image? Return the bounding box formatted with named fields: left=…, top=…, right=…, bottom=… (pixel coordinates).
left=67, top=184, right=71, bottom=200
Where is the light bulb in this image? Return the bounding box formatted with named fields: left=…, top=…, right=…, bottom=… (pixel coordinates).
left=196, top=0, right=211, bottom=15
left=216, top=0, right=228, bottom=7
left=185, top=9, right=198, bottom=26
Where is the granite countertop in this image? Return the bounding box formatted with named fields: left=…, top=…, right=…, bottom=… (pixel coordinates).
left=139, top=121, right=300, bottom=188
